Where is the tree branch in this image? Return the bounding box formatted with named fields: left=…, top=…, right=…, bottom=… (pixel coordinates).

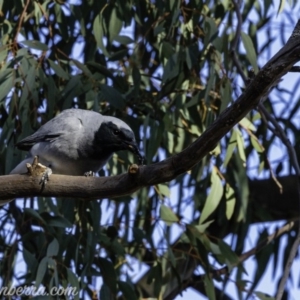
left=2, top=21, right=300, bottom=201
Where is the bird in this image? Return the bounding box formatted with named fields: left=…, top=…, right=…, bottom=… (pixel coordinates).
left=10, top=108, right=143, bottom=176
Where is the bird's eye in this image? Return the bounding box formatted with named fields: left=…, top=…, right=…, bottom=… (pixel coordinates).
left=113, top=129, right=120, bottom=135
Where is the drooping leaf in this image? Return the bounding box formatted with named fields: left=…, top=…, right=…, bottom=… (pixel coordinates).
left=241, top=32, right=259, bottom=73
left=204, top=274, right=216, bottom=300
left=35, top=257, right=48, bottom=288
left=47, top=238, right=59, bottom=257
left=99, top=84, right=125, bottom=109
left=225, top=184, right=236, bottom=220
left=160, top=205, right=179, bottom=226
left=255, top=291, right=275, bottom=300
left=48, top=59, right=69, bottom=79
left=194, top=220, right=214, bottom=233
left=118, top=281, right=138, bottom=300
left=22, top=40, right=48, bottom=51
left=98, top=257, right=117, bottom=294
left=199, top=167, right=224, bottom=224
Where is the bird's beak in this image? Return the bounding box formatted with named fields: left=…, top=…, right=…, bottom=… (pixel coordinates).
left=127, top=142, right=144, bottom=165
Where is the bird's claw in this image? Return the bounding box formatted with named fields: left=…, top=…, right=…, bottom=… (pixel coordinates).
left=26, top=156, right=52, bottom=190
left=84, top=171, right=96, bottom=177
left=39, top=167, right=53, bottom=187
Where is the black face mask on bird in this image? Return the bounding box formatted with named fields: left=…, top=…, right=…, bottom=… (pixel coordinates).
left=94, top=121, right=144, bottom=164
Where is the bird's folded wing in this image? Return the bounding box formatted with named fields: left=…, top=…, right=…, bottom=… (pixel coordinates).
left=15, top=133, right=62, bottom=150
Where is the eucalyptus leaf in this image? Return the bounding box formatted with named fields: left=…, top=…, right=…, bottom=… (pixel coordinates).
left=241, top=31, right=259, bottom=73
left=160, top=205, right=179, bottom=226
left=22, top=40, right=48, bottom=51
left=199, top=167, right=224, bottom=224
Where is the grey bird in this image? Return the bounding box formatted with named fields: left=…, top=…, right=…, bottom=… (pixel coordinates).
left=10, top=108, right=143, bottom=176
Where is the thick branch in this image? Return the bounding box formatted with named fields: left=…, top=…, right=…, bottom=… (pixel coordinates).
left=1, top=21, right=300, bottom=201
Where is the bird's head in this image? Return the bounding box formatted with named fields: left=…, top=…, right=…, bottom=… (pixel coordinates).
left=94, top=117, right=144, bottom=164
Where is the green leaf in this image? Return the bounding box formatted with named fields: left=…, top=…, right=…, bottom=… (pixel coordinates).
left=45, top=216, right=73, bottom=228
left=22, top=40, right=48, bottom=51
left=34, top=2, right=42, bottom=25
left=23, top=248, right=38, bottom=270
left=225, top=185, right=236, bottom=220
left=147, top=262, right=162, bottom=297
left=35, top=257, right=48, bottom=287
left=108, top=7, right=123, bottom=42
left=118, top=281, right=137, bottom=300
left=114, top=35, right=134, bottom=44
left=48, top=59, right=69, bottom=79
left=199, top=167, right=223, bottom=224
left=204, top=274, right=216, bottom=300
left=0, top=46, right=8, bottom=63
left=0, top=68, right=14, bottom=103
left=236, top=129, right=246, bottom=164
left=47, top=238, right=59, bottom=257
left=157, top=184, right=170, bottom=198
left=204, top=17, right=218, bottom=46
left=132, top=65, right=141, bottom=92
left=194, top=220, right=214, bottom=233
left=93, top=13, right=109, bottom=56
left=255, top=291, right=275, bottom=300
left=160, top=205, right=179, bottom=226
left=277, top=0, right=285, bottom=15
left=161, top=41, right=175, bottom=59
left=209, top=242, right=221, bottom=255
left=108, top=49, right=128, bottom=61
left=239, top=117, right=256, bottom=131
left=99, top=84, right=125, bottom=109
left=98, top=257, right=117, bottom=293
left=60, top=75, right=82, bottom=108
left=66, top=269, right=80, bottom=300
left=220, top=77, right=233, bottom=112
left=71, top=59, right=92, bottom=77
left=20, top=65, right=37, bottom=108
left=251, top=135, right=264, bottom=153
left=24, top=208, right=46, bottom=225
left=218, top=240, right=239, bottom=267
left=241, top=32, right=259, bottom=73
left=100, top=284, right=113, bottom=300
left=154, top=22, right=165, bottom=36
left=223, top=130, right=237, bottom=167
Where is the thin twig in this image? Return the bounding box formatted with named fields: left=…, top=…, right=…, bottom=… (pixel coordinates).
left=265, top=156, right=283, bottom=193
left=275, top=227, right=300, bottom=300
left=13, top=0, right=31, bottom=50
left=258, top=104, right=300, bottom=176
left=231, top=0, right=248, bottom=83
left=231, top=0, right=243, bottom=51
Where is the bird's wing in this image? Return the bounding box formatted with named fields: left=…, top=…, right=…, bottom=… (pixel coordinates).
left=15, top=109, right=97, bottom=151
left=15, top=111, right=77, bottom=151
left=15, top=133, right=62, bottom=151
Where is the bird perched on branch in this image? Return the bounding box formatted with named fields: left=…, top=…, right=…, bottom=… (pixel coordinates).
left=10, top=108, right=143, bottom=176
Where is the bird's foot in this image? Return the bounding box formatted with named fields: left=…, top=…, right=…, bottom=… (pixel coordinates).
left=39, top=167, right=52, bottom=187
left=26, top=156, right=52, bottom=190
left=84, top=171, right=96, bottom=177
